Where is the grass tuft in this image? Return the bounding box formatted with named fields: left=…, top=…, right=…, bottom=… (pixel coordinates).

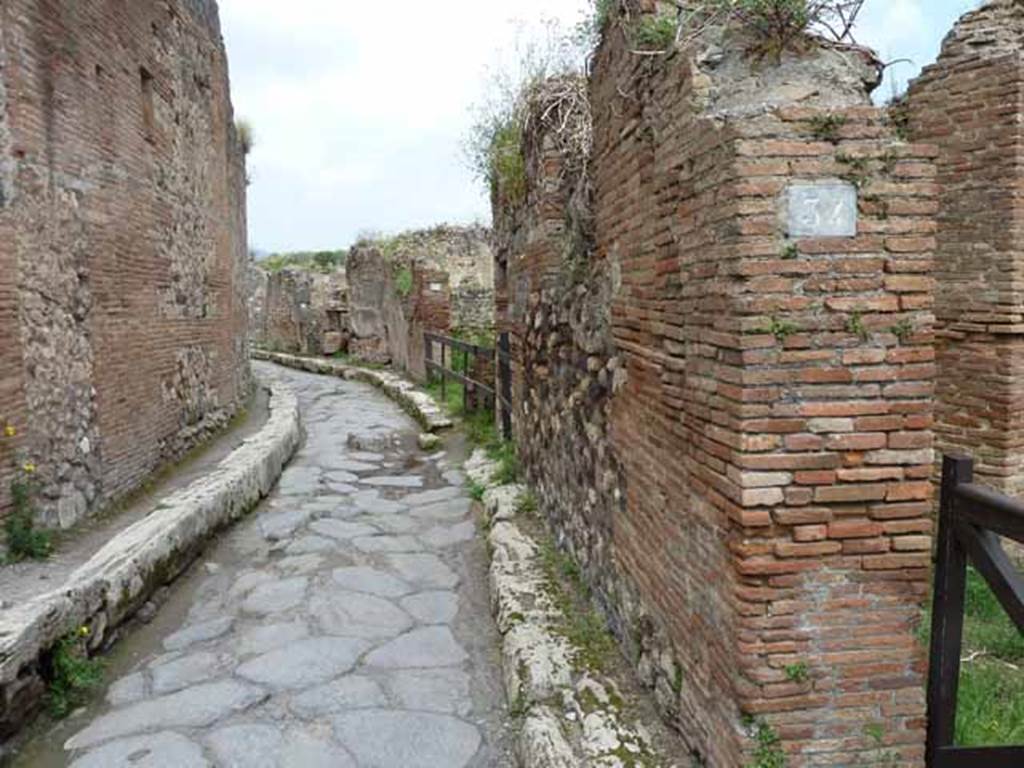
left=919, top=567, right=1024, bottom=747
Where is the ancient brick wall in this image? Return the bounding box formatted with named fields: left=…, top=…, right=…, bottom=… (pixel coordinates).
left=251, top=266, right=349, bottom=356
left=0, top=0, right=250, bottom=529
left=347, top=226, right=495, bottom=379
left=497, top=8, right=938, bottom=765
left=907, top=0, right=1024, bottom=496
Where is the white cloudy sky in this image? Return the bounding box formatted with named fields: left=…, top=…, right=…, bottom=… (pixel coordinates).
left=218, top=0, right=980, bottom=254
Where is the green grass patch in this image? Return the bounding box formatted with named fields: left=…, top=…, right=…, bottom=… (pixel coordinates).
left=956, top=566, right=1024, bottom=747
left=956, top=662, right=1024, bottom=746
left=423, top=377, right=466, bottom=416
left=920, top=567, right=1024, bottom=747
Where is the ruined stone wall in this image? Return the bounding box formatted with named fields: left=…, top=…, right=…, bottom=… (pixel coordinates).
left=347, top=226, right=495, bottom=379
left=498, top=8, right=938, bottom=766
left=0, top=0, right=250, bottom=529
left=252, top=266, right=349, bottom=356
left=907, top=0, right=1024, bottom=496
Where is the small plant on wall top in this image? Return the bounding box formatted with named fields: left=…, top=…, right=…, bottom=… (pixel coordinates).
left=393, top=265, right=414, bottom=298
left=2, top=421, right=51, bottom=563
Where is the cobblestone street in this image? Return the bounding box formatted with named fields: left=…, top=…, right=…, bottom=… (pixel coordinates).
left=23, top=362, right=513, bottom=767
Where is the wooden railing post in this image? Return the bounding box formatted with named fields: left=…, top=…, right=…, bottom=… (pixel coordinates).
left=425, top=334, right=433, bottom=380
left=498, top=332, right=512, bottom=441
left=440, top=341, right=447, bottom=403
left=927, top=454, right=974, bottom=766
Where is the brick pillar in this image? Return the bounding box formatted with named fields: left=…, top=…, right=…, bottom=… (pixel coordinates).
left=589, top=14, right=938, bottom=764
left=908, top=0, right=1024, bottom=495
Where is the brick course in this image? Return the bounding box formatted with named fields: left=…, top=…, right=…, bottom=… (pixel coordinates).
left=0, top=0, right=249, bottom=530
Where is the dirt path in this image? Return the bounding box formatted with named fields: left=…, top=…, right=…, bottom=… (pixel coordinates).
left=13, top=361, right=514, bottom=767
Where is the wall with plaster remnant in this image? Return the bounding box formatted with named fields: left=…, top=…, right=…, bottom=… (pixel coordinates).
left=496, top=4, right=937, bottom=765
left=0, top=0, right=249, bottom=531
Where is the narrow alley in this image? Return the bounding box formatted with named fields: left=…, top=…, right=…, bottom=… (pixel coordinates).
left=16, top=362, right=514, bottom=767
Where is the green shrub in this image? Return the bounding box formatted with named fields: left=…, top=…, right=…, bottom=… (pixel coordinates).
left=633, top=10, right=678, bottom=51
left=5, top=477, right=52, bottom=562
left=488, top=120, right=527, bottom=205
left=2, top=425, right=52, bottom=562
left=394, top=265, right=414, bottom=298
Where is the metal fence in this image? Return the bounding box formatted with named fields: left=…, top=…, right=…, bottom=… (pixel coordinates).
left=926, top=455, right=1024, bottom=767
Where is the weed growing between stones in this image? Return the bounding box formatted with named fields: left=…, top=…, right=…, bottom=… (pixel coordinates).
left=2, top=422, right=52, bottom=563
left=469, top=479, right=487, bottom=502
left=764, top=315, right=797, bottom=343
left=515, top=490, right=538, bottom=515
left=846, top=310, right=869, bottom=342
left=538, top=537, right=618, bottom=672
left=46, top=628, right=103, bottom=718
left=890, top=318, right=914, bottom=344
left=806, top=113, right=847, bottom=143
left=742, top=715, right=786, bottom=768
left=784, top=661, right=809, bottom=683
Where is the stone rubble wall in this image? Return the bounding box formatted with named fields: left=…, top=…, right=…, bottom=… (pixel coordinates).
left=0, top=376, right=301, bottom=744
left=906, top=0, right=1024, bottom=496
left=0, top=0, right=250, bottom=531
left=250, top=265, right=350, bottom=357
left=496, top=5, right=938, bottom=765
left=346, top=226, right=496, bottom=379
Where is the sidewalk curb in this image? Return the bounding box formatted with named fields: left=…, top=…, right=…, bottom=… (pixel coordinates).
left=0, top=377, right=301, bottom=742
left=252, top=350, right=453, bottom=434
left=465, top=450, right=662, bottom=768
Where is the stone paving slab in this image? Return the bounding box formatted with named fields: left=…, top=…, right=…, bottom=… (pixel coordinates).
left=34, top=362, right=514, bottom=768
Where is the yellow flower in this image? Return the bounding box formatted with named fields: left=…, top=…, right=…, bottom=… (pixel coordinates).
left=79, top=625, right=90, bottom=637
left=22, top=462, right=36, bottom=474
left=3, top=425, right=15, bottom=438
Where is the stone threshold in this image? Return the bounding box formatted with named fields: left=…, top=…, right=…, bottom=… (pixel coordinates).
left=251, top=349, right=454, bottom=434
left=0, top=377, right=302, bottom=747
left=465, top=450, right=674, bottom=767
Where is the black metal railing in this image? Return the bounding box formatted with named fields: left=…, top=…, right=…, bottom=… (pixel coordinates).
left=926, top=455, right=1024, bottom=767
left=424, top=331, right=513, bottom=440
